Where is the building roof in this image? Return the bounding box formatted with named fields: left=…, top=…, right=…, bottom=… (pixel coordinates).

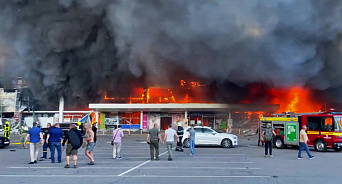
left=88, top=103, right=279, bottom=113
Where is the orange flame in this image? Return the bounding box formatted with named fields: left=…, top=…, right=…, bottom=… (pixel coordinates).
left=270, top=87, right=322, bottom=113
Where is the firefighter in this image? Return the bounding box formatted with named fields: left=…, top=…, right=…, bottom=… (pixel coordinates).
left=19, top=123, right=29, bottom=149
left=4, top=121, right=10, bottom=139
left=175, top=123, right=184, bottom=152
left=41, top=123, right=52, bottom=159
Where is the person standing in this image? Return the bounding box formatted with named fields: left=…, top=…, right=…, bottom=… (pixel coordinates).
left=41, top=123, right=51, bottom=159
left=175, top=123, right=184, bottom=152
left=85, top=124, right=95, bottom=165
left=62, top=124, right=83, bottom=168
left=112, top=125, right=124, bottom=159
left=262, top=124, right=276, bottom=158
left=147, top=123, right=162, bottom=160
left=46, top=123, right=63, bottom=163
left=4, top=121, right=10, bottom=139
left=298, top=125, right=315, bottom=159
left=163, top=124, right=179, bottom=161
left=188, top=125, right=196, bottom=155
left=24, top=122, right=44, bottom=164
left=19, top=123, right=29, bottom=149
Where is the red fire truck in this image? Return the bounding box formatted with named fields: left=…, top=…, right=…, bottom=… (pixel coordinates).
left=259, top=112, right=342, bottom=152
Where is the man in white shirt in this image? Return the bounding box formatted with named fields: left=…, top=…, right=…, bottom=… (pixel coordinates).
left=163, top=124, right=179, bottom=161
left=298, top=125, right=314, bottom=159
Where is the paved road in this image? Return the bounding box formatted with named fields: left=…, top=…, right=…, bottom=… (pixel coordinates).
left=0, top=133, right=340, bottom=184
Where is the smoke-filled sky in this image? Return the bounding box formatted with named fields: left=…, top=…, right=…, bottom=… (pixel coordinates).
left=1, top=0, right=342, bottom=109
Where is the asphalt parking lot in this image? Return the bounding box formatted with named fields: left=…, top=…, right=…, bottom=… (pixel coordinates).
left=0, top=133, right=341, bottom=184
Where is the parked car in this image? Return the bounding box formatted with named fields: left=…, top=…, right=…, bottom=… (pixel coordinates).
left=0, top=136, right=10, bottom=148
left=182, top=126, right=238, bottom=148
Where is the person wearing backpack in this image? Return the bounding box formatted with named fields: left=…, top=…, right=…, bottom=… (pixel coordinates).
left=62, top=124, right=83, bottom=168
left=262, top=124, right=276, bottom=158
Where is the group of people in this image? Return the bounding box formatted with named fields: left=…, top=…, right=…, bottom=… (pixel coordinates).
left=147, top=124, right=196, bottom=161
left=109, top=122, right=196, bottom=162
left=262, top=124, right=314, bottom=159
left=22, top=120, right=315, bottom=170
left=24, top=122, right=98, bottom=168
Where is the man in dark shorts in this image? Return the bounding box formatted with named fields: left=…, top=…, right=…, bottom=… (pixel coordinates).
left=85, top=124, right=95, bottom=165
left=62, top=124, right=83, bottom=168
left=147, top=123, right=162, bottom=160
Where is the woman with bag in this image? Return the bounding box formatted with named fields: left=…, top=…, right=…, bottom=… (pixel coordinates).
left=112, top=125, right=124, bottom=159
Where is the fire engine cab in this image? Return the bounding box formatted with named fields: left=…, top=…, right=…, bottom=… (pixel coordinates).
left=259, top=112, right=342, bottom=152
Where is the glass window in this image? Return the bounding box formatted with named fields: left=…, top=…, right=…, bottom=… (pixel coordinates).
left=203, top=128, right=214, bottom=134
left=307, top=117, right=332, bottom=131
left=334, top=117, right=342, bottom=132
left=307, top=117, right=321, bottom=131
left=194, top=128, right=203, bottom=133
left=324, top=117, right=333, bottom=131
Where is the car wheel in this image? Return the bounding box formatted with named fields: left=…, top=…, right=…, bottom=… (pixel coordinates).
left=183, top=138, right=190, bottom=148
left=314, top=140, right=327, bottom=152
left=274, top=137, right=285, bottom=149
left=221, top=138, right=232, bottom=148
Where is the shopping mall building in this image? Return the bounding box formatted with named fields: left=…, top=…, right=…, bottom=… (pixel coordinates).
left=88, top=103, right=279, bottom=132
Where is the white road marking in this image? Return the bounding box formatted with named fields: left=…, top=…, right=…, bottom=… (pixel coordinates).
left=7, top=167, right=132, bottom=169
left=7, top=161, right=254, bottom=166
left=0, top=175, right=271, bottom=178
left=125, top=175, right=271, bottom=178
left=76, top=161, right=254, bottom=164
left=90, top=156, right=246, bottom=159
left=94, top=153, right=245, bottom=156
left=135, top=167, right=260, bottom=170
left=85, top=154, right=246, bottom=158
left=117, top=160, right=150, bottom=176
left=117, top=150, right=169, bottom=176
left=7, top=166, right=259, bottom=170
left=147, top=161, right=254, bottom=164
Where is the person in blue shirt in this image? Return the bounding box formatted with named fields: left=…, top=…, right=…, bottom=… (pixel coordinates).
left=24, top=122, right=43, bottom=164
left=188, top=125, right=196, bottom=156
left=46, top=123, right=64, bottom=163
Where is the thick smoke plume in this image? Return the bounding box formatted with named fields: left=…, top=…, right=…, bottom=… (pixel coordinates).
left=1, top=0, right=342, bottom=109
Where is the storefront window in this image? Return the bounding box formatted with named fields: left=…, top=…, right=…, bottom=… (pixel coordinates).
left=120, top=112, right=141, bottom=125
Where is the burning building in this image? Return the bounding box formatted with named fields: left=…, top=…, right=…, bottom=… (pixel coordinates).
left=0, top=1, right=342, bottom=132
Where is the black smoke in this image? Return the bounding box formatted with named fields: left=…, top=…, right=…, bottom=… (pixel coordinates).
left=1, top=0, right=342, bottom=109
